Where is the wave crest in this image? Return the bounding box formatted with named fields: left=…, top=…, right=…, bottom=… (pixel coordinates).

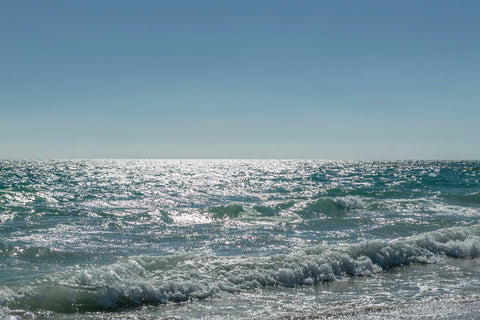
left=3, top=226, right=479, bottom=313
left=301, top=196, right=365, bottom=217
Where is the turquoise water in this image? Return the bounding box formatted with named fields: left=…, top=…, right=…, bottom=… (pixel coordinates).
left=1, top=160, right=479, bottom=319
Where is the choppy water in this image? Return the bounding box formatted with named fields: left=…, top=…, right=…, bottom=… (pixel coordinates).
left=0, top=160, right=479, bottom=319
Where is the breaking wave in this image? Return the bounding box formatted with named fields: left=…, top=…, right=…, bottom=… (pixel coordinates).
left=300, top=196, right=365, bottom=217
left=2, top=226, right=479, bottom=314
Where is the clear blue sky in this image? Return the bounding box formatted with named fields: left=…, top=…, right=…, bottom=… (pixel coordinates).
left=1, top=0, right=479, bottom=159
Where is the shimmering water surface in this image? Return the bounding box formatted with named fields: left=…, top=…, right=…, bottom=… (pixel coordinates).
left=0, top=160, right=479, bottom=319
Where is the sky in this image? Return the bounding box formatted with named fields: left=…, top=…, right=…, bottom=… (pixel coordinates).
left=1, top=0, right=479, bottom=159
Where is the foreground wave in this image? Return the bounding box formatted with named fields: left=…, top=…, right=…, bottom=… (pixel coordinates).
left=2, top=225, right=479, bottom=314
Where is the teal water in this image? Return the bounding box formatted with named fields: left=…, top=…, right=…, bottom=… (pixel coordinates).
left=0, top=160, right=479, bottom=319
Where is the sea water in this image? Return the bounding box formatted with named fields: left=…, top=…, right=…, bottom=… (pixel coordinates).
left=0, top=160, right=479, bottom=319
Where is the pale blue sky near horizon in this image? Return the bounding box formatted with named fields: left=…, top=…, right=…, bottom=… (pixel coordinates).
left=1, top=0, right=479, bottom=159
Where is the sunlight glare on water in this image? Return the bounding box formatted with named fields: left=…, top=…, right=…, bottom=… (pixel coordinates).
left=0, top=160, right=479, bottom=319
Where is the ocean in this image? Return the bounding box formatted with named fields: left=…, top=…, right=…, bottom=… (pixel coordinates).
left=0, top=160, right=479, bottom=319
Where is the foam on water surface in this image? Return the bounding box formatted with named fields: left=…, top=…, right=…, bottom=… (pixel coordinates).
left=1, top=226, right=479, bottom=316
left=0, top=160, right=479, bottom=319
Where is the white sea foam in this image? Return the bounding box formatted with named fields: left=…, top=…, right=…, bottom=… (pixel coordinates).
left=333, top=195, right=365, bottom=209
left=1, top=160, right=479, bottom=319
left=2, top=226, right=479, bottom=313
